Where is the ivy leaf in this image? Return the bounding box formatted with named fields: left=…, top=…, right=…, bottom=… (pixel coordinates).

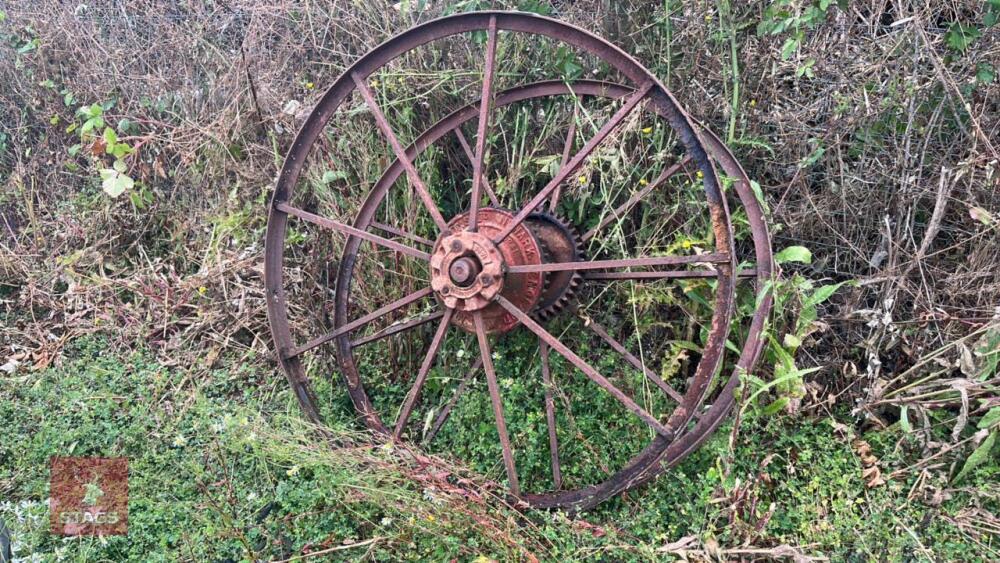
left=775, top=246, right=812, bottom=265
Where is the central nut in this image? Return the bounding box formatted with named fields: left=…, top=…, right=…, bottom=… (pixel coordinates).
left=429, top=230, right=505, bottom=312
left=449, top=257, right=480, bottom=287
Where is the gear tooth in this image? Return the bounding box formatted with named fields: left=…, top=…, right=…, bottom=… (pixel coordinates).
left=525, top=211, right=585, bottom=321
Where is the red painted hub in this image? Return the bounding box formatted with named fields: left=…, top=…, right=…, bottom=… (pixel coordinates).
left=430, top=208, right=545, bottom=334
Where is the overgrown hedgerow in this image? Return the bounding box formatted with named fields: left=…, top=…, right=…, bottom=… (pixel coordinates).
left=1, top=0, right=999, bottom=560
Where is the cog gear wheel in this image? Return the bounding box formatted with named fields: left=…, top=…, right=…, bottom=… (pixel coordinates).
left=524, top=212, right=584, bottom=321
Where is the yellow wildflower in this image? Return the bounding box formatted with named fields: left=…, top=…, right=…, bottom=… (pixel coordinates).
left=641, top=126, right=653, bottom=135
left=639, top=178, right=649, bottom=186
left=578, top=175, right=587, bottom=184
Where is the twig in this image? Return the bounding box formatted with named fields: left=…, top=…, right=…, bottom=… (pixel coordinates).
left=273, top=537, right=383, bottom=562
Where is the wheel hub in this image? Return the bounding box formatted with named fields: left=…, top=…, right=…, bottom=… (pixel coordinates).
left=431, top=207, right=545, bottom=334
left=430, top=229, right=505, bottom=311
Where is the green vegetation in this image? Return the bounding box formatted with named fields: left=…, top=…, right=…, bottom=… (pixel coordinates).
left=2, top=0, right=998, bottom=561
left=1, top=336, right=997, bottom=560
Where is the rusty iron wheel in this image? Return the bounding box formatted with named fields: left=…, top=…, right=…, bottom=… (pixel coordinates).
left=264, top=11, right=772, bottom=511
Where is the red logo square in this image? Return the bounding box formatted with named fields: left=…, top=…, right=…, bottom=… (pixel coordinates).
left=49, top=457, right=128, bottom=536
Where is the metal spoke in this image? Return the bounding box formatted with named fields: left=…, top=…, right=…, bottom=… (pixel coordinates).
left=474, top=311, right=521, bottom=496
left=352, top=72, right=450, bottom=232
left=547, top=110, right=577, bottom=212
left=496, top=296, right=674, bottom=439
left=506, top=253, right=729, bottom=274
left=282, top=287, right=432, bottom=359
left=581, top=317, right=684, bottom=402
left=351, top=311, right=444, bottom=348
left=394, top=309, right=455, bottom=439
left=585, top=268, right=756, bottom=281
left=454, top=129, right=501, bottom=207
left=494, top=81, right=654, bottom=244
left=277, top=203, right=430, bottom=261
left=424, top=357, right=483, bottom=445
left=539, top=339, right=562, bottom=489
left=468, top=15, right=498, bottom=232
left=581, top=155, right=693, bottom=242
left=370, top=221, right=434, bottom=247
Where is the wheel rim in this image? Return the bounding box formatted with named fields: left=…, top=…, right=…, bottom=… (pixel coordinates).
left=264, top=11, right=770, bottom=510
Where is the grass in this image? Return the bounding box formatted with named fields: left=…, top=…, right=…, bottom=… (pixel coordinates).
left=2, top=334, right=996, bottom=561
left=2, top=1, right=999, bottom=561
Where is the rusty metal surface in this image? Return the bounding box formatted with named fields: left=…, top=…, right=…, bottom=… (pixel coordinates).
left=524, top=213, right=583, bottom=320
left=442, top=208, right=545, bottom=334
left=264, top=10, right=772, bottom=511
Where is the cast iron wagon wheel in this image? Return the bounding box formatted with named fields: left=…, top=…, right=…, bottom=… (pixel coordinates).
left=264, top=11, right=772, bottom=511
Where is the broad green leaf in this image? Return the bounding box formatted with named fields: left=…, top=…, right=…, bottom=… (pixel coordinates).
left=321, top=170, right=347, bottom=184
left=749, top=179, right=766, bottom=208
left=775, top=246, right=812, bottom=264
left=102, top=127, right=117, bottom=147
left=763, top=396, right=790, bottom=416
left=780, top=37, right=798, bottom=60
left=969, top=206, right=995, bottom=225
left=783, top=333, right=802, bottom=349
left=110, top=143, right=132, bottom=159
left=977, top=329, right=1000, bottom=380
left=805, top=281, right=850, bottom=307
left=953, top=430, right=996, bottom=483
left=945, top=23, right=981, bottom=52
left=101, top=167, right=134, bottom=197
left=976, top=63, right=996, bottom=86
left=979, top=407, right=1000, bottom=430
